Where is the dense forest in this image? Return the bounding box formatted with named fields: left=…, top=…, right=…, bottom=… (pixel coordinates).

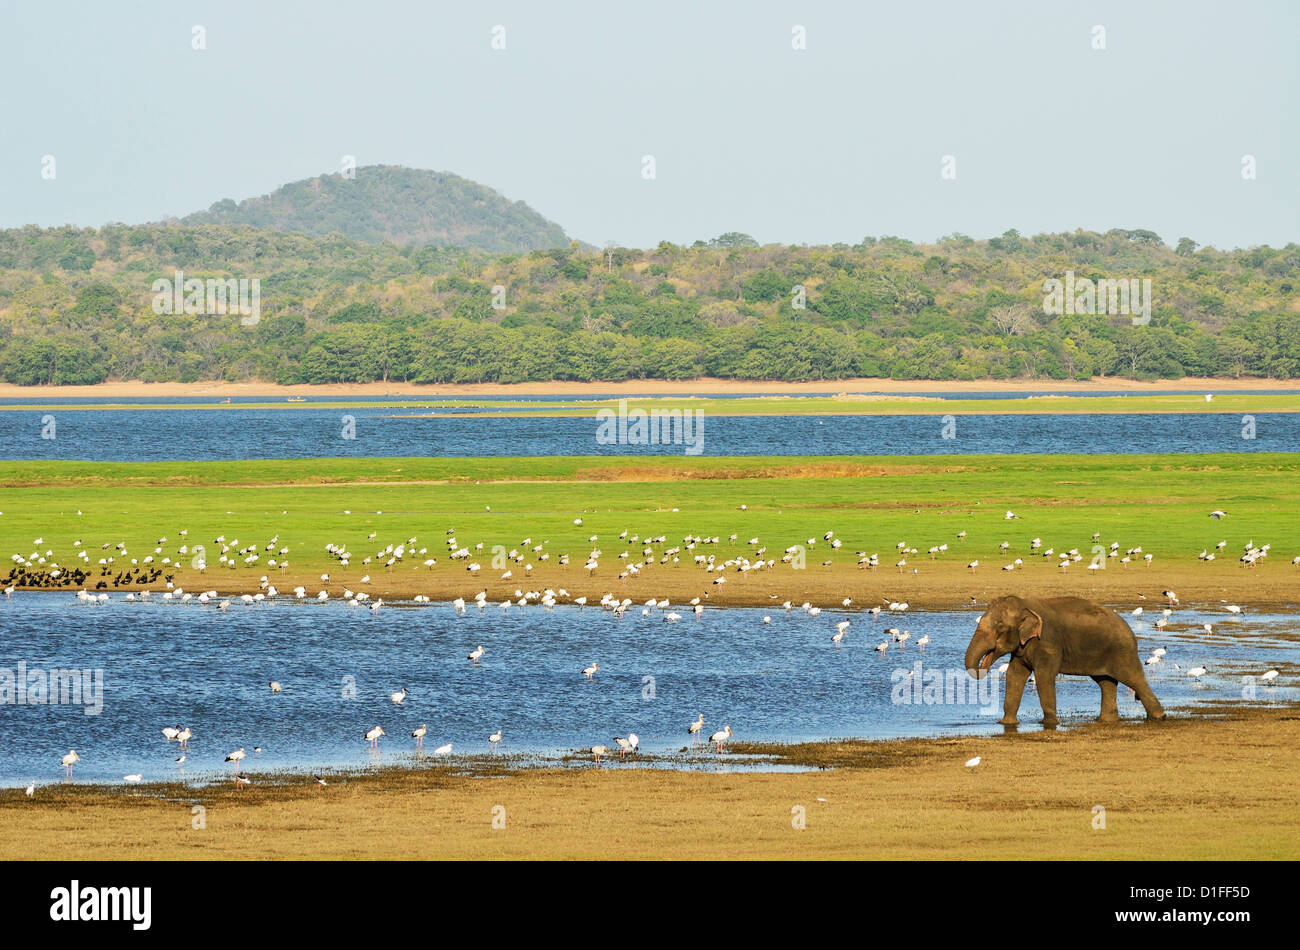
left=0, top=214, right=1297, bottom=385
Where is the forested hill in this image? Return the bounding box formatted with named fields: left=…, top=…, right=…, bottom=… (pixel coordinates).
left=0, top=223, right=1297, bottom=385
left=179, top=166, right=570, bottom=253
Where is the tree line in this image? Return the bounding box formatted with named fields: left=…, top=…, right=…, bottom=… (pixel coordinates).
left=0, top=223, right=1296, bottom=384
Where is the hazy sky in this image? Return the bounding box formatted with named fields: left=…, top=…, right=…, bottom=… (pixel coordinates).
left=2, top=0, right=1295, bottom=249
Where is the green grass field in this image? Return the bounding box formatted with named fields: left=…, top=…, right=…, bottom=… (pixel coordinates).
left=0, top=454, right=1296, bottom=605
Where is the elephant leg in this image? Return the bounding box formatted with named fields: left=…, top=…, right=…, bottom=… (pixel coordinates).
left=1120, top=670, right=1166, bottom=721
left=1000, top=662, right=1029, bottom=725
left=1036, top=668, right=1059, bottom=728
left=1093, top=676, right=1119, bottom=722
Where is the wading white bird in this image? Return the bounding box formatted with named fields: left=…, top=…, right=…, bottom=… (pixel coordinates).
left=582, top=662, right=599, bottom=679
left=411, top=724, right=427, bottom=746
left=614, top=736, right=634, bottom=758
left=225, top=748, right=246, bottom=775
left=61, top=751, right=79, bottom=778
left=124, top=774, right=142, bottom=784
left=176, top=727, right=192, bottom=748
left=364, top=726, right=385, bottom=749
left=269, top=681, right=282, bottom=693
left=161, top=726, right=180, bottom=741
left=24, top=783, right=34, bottom=798
left=965, top=756, right=982, bottom=771
left=709, top=725, right=732, bottom=753
left=489, top=728, right=503, bottom=752
left=1187, top=666, right=1208, bottom=680
left=591, top=744, right=609, bottom=766
left=390, top=687, right=408, bottom=705
left=688, top=714, right=704, bottom=743
left=433, top=743, right=452, bottom=756
left=1260, top=669, right=1279, bottom=684
left=468, top=645, right=485, bottom=663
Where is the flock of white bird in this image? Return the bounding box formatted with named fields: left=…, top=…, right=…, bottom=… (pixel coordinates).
left=19, top=506, right=1293, bottom=613
left=1126, top=602, right=1280, bottom=685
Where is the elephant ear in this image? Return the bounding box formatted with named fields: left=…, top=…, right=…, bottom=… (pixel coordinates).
left=1017, top=607, right=1043, bottom=645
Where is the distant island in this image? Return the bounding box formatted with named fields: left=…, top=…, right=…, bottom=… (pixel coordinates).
left=0, top=166, right=1296, bottom=385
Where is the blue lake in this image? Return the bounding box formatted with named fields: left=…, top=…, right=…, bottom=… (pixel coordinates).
left=1, top=594, right=1293, bottom=786
left=0, top=408, right=1295, bottom=461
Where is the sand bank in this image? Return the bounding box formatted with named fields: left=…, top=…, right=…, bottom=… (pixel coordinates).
left=4, top=704, right=1293, bottom=859
left=0, top=376, right=1296, bottom=401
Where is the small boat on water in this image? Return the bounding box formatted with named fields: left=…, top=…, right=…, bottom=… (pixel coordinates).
left=286, top=396, right=306, bottom=402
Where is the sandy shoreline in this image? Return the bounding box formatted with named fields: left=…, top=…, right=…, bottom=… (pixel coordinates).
left=0, top=376, right=1296, bottom=400
left=20, top=559, right=1297, bottom=613
left=5, top=704, right=1295, bottom=859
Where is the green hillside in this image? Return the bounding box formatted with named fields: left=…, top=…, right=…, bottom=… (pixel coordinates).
left=179, top=166, right=570, bottom=253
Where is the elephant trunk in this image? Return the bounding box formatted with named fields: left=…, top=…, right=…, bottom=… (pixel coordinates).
left=965, top=622, right=999, bottom=679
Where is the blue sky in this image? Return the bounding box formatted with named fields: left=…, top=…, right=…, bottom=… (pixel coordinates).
left=1, top=0, right=1295, bottom=249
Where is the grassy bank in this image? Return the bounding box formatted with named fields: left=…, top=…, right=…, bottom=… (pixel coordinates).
left=3, top=704, right=1295, bottom=859
left=0, top=453, right=1297, bottom=609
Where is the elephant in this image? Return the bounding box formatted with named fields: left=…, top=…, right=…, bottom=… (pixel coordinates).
left=964, top=594, right=1166, bottom=727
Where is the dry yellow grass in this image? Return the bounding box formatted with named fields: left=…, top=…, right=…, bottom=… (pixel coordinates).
left=4, top=705, right=1296, bottom=860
